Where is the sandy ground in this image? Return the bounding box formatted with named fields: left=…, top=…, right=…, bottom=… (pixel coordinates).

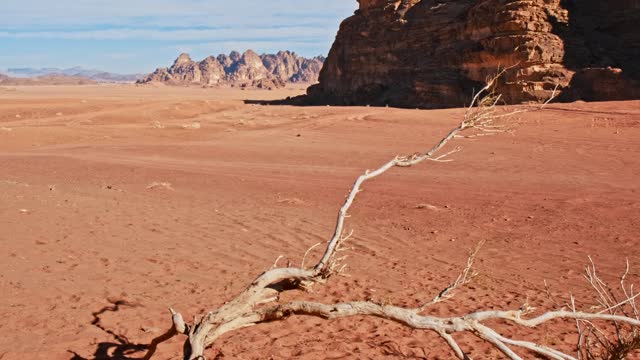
left=0, top=84, right=639, bottom=359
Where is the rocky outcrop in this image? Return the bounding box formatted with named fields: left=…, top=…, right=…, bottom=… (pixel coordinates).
left=139, top=51, right=324, bottom=89
left=262, top=51, right=326, bottom=83
left=306, top=0, right=640, bottom=108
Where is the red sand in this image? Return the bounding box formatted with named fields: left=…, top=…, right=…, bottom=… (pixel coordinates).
left=1, top=85, right=639, bottom=359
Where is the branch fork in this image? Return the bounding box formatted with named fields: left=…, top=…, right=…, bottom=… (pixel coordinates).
left=139, top=73, right=639, bottom=360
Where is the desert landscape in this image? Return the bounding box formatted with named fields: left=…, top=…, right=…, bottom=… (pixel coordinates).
left=0, top=84, right=639, bottom=359
left=2, top=0, right=640, bottom=359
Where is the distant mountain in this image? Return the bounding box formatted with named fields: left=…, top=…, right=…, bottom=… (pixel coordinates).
left=6, top=67, right=143, bottom=83
left=0, top=73, right=97, bottom=86
left=7, top=68, right=64, bottom=77
left=138, top=50, right=325, bottom=89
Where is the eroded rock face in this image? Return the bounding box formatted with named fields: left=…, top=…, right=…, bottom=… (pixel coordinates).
left=262, top=51, right=327, bottom=84
left=308, top=0, right=640, bottom=108
left=199, top=56, right=226, bottom=86
left=139, top=51, right=324, bottom=89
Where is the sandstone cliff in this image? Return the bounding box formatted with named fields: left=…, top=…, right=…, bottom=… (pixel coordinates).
left=139, top=51, right=324, bottom=89
left=307, top=0, right=640, bottom=108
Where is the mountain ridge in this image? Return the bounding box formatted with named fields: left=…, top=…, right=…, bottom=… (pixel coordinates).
left=5, top=67, right=143, bottom=83
left=0, top=73, right=98, bottom=86
left=138, top=50, right=325, bottom=89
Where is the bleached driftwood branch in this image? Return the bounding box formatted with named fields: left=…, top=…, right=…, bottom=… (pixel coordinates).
left=141, top=75, right=639, bottom=360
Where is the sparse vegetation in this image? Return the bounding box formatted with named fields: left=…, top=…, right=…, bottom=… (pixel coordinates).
left=577, top=259, right=640, bottom=359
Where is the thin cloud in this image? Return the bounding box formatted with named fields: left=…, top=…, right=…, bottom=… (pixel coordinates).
left=1, top=0, right=356, bottom=29
left=0, top=1, right=357, bottom=72
left=0, top=26, right=333, bottom=41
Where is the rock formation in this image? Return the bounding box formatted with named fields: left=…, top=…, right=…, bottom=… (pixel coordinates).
left=139, top=51, right=324, bottom=89
left=262, top=51, right=325, bottom=83
left=306, top=0, right=640, bottom=108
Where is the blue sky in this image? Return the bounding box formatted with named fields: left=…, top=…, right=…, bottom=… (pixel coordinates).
left=0, top=0, right=357, bottom=74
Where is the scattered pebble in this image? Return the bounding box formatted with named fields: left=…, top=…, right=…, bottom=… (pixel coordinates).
left=147, top=182, right=174, bottom=191
left=415, top=203, right=439, bottom=211
left=182, top=122, right=201, bottom=130
left=277, top=197, right=305, bottom=205
left=151, top=121, right=165, bottom=129
left=101, top=184, right=124, bottom=192
left=141, top=326, right=160, bottom=333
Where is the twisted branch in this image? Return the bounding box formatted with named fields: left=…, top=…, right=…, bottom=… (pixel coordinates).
left=140, top=74, right=638, bottom=360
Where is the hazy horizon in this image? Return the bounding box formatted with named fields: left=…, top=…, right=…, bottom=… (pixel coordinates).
left=0, top=1, right=357, bottom=74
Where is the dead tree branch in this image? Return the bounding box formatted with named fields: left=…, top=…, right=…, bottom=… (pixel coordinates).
left=140, top=74, right=639, bottom=360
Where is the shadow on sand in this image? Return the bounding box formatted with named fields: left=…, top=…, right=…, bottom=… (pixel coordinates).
left=243, top=93, right=314, bottom=107
left=67, top=300, right=149, bottom=360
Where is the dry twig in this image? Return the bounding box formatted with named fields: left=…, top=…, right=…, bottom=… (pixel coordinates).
left=139, top=74, right=639, bottom=360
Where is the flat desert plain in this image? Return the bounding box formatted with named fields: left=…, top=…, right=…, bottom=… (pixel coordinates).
left=1, top=85, right=639, bottom=359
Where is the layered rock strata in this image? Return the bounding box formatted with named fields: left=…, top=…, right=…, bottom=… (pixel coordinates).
left=306, top=0, right=640, bottom=108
